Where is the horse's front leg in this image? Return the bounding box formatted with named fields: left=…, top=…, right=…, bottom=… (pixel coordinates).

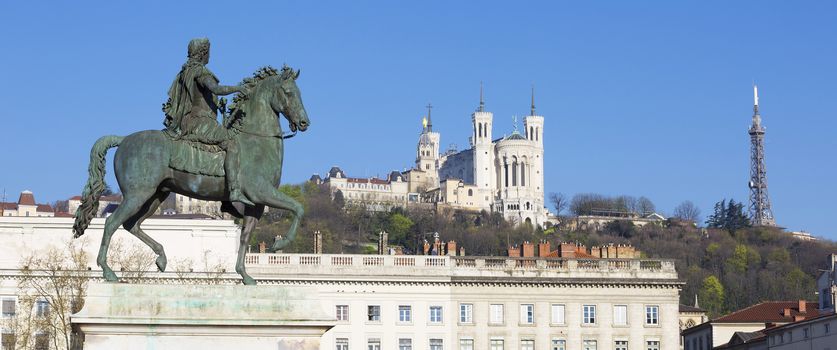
left=251, top=186, right=304, bottom=252
left=236, top=205, right=264, bottom=285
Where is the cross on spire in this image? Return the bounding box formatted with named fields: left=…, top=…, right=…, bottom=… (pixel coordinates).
left=426, top=103, right=433, bottom=132
left=530, top=84, right=536, bottom=116
left=479, top=81, right=485, bottom=112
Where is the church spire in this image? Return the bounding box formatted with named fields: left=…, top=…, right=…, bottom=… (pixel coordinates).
left=479, top=81, right=485, bottom=112
left=530, top=85, right=536, bottom=116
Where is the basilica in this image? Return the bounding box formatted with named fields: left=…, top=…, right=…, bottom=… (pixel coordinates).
left=312, top=88, right=551, bottom=227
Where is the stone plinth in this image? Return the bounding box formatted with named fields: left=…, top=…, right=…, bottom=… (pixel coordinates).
left=72, top=282, right=335, bottom=350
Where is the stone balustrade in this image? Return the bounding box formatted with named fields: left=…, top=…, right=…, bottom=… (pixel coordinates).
left=244, top=254, right=679, bottom=281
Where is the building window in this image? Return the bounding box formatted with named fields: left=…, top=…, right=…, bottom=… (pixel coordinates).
left=398, top=305, right=412, bottom=323
left=336, top=305, right=349, bottom=321
left=367, top=305, right=380, bottom=322
left=615, top=340, right=628, bottom=350
left=459, top=303, right=473, bottom=323
left=825, top=322, right=831, bottom=333
left=367, top=338, right=381, bottom=350
left=646, top=341, right=660, bottom=350
left=459, top=339, right=474, bottom=350
left=2, top=333, right=15, bottom=350
left=551, top=304, right=565, bottom=324
left=336, top=338, right=349, bottom=350
left=583, top=340, right=597, bottom=350
left=583, top=305, right=596, bottom=324
left=804, top=327, right=809, bottom=338
left=551, top=339, right=566, bottom=350
left=399, top=338, right=412, bottom=350
left=490, top=304, right=504, bottom=324
left=519, top=304, right=534, bottom=324
left=1, top=299, right=15, bottom=317
left=34, top=333, right=48, bottom=350
left=521, top=340, right=534, bottom=350
left=429, top=306, right=443, bottom=323
left=490, top=339, right=504, bottom=350
left=614, top=305, right=627, bottom=325
left=430, top=338, right=443, bottom=350
left=645, top=306, right=659, bottom=325
left=35, top=300, right=49, bottom=318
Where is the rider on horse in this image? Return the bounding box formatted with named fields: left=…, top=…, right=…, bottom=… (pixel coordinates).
left=162, top=38, right=252, bottom=205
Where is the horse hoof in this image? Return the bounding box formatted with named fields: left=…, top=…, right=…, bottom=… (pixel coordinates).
left=242, top=275, right=257, bottom=286
left=156, top=255, right=168, bottom=272
left=103, top=270, right=119, bottom=282
left=270, top=238, right=291, bottom=252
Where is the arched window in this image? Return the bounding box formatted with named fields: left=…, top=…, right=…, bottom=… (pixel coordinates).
left=504, top=162, right=509, bottom=187
left=529, top=126, right=534, bottom=140
left=468, top=189, right=473, bottom=196
left=521, top=162, right=526, bottom=186
left=512, top=161, right=518, bottom=186
left=536, top=127, right=539, bottom=141
left=478, top=123, right=483, bottom=138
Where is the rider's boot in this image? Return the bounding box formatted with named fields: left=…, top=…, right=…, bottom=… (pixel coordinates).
left=224, top=140, right=254, bottom=206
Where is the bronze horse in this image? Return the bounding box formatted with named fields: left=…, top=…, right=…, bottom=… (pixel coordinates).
left=72, top=66, right=309, bottom=285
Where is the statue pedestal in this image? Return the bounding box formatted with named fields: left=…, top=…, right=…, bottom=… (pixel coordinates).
left=72, top=282, right=335, bottom=350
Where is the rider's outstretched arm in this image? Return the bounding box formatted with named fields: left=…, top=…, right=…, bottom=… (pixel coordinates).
left=199, top=76, right=244, bottom=96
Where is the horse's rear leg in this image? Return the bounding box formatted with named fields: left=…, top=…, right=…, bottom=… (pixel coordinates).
left=97, top=195, right=149, bottom=282
left=123, top=191, right=170, bottom=272
left=251, top=187, right=304, bottom=252
left=236, top=205, right=264, bottom=285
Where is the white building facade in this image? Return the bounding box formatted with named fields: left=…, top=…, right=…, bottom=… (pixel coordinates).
left=0, top=217, right=681, bottom=350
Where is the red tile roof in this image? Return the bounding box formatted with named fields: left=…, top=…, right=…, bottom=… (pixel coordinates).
left=714, top=301, right=820, bottom=323
left=18, top=192, right=36, bottom=206
left=36, top=204, right=54, bottom=212
left=1, top=202, right=17, bottom=210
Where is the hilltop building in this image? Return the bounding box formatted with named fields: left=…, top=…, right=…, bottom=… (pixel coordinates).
left=0, top=190, right=54, bottom=217
left=315, top=86, right=552, bottom=227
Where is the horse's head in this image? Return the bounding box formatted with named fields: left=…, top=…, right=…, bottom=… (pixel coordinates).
left=271, top=65, right=309, bottom=133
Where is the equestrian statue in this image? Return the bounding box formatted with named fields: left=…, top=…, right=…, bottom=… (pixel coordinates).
left=71, top=38, right=310, bottom=285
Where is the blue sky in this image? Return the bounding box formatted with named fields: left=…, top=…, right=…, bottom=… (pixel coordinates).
left=1, top=1, right=835, bottom=239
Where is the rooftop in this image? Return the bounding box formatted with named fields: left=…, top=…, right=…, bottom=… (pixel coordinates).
left=713, top=300, right=820, bottom=323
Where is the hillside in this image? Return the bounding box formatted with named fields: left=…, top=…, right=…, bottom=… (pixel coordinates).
left=252, top=182, right=837, bottom=317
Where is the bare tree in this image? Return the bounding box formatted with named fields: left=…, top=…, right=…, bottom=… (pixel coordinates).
left=548, top=192, right=568, bottom=217
left=637, top=196, right=656, bottom=215
left=673, top=200, right=701, bottom=222
left=8, top=239, right=90, bottom=350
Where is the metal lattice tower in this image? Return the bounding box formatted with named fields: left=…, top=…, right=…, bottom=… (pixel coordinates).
left=748, top=85, right=776, bottom=226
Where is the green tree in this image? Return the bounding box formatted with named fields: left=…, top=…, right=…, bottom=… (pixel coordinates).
left=385, top=213, right=414, bottom=246
left=699, top=275, right=726, bottom=317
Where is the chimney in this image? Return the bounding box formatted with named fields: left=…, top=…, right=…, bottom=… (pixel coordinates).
left=313, top=230, right=323, bottom=254
left=606, top=244, right=617, bottom=259
left=576, top=244, right=588, bottom=256
left=794, top=315, right=805, bottom=322
left=783, top=308, right=791, bottom=317
left=459, top=246, right=465, bottom=256
left=537, top=240, right=551, bottom=257
left=423, top=240, right=430, bottom=255
left=798, top=300, right=806, bottom=313
left=508, top=245, right=521, bottom=257
left=377, top=231, right=388, bottom=255
left=446, top=241, right=457, bottom=256
left=560, top=242, right=576, bottom=258
left=522, top=241, right=535, bottom=257
left=591, top=246, right=601, bottom=258
left=258, top=241, right=267, bottom=254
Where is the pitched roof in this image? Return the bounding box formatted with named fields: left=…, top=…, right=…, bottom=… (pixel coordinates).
left=680, top=304, right=705, bottom=313
left=36, top=204, right=54, bottom=212
left=714, top=301, right=820, bottom=323
left=18, top=191, right=36, bottom=205
left=1, top=202, right=17, bottom=210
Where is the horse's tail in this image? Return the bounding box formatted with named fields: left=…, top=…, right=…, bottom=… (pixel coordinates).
left=72, top=135, right=124, bottom=238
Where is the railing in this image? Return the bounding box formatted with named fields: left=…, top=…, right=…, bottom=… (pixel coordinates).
left=243, top=254, right=676, bottom=276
